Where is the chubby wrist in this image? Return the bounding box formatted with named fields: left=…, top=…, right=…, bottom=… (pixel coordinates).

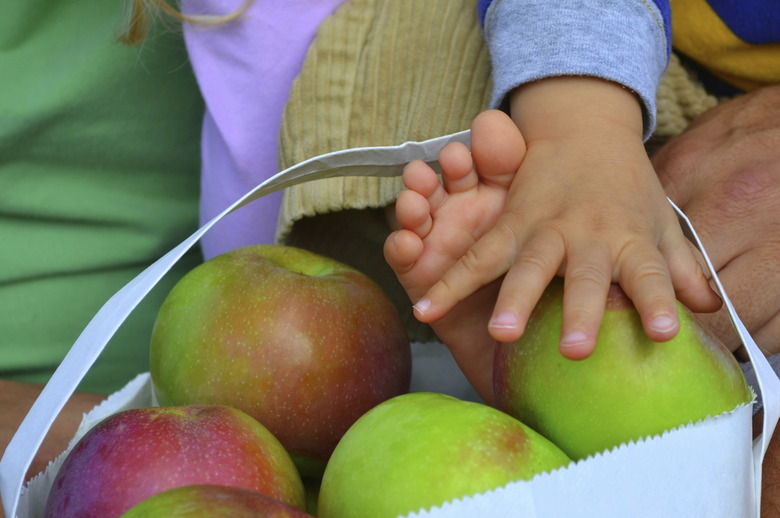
left=508, top=76, right=645, bottom=143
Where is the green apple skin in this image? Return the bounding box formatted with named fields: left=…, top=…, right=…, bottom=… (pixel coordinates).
left=150, top=244, right=411, bottom=477
left=494, top=278, right=753, bottom=461
left=317, top=392, right=571, bottom=518
left=119, top=485, right=313, bottom=518
left=44, top=406, right=306, bottom=518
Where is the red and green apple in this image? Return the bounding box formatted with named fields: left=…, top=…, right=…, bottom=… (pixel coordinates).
left=317, top=392, right=571, bottom=518
left=119, top=484, right=313, bottom=518
left=149, top=244, right=412, bottom=477
left=494, top=278, right=753, bottom=460
left=44, top=405, right=306, bottom=518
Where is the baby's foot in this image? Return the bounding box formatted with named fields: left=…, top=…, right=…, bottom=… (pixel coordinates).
left=384, top=110, right=526, bottom=403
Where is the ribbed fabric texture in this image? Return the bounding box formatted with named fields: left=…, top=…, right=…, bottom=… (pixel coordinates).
left=277, top=0, right=492, bottom=243
left=654, top=53, right=719, bottom=139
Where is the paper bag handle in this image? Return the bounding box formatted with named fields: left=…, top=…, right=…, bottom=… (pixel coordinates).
left=670, top=200, right=780, bottom=516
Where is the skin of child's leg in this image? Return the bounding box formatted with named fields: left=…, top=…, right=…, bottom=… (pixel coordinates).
left=384, top=110, right=525, bottom=403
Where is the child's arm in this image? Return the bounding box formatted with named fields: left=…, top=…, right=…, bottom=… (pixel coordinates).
left=405, top=0, right=721, bottom=359
left=413, top=76, right=721, bottom=359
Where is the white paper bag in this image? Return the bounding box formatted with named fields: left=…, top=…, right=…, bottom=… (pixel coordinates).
left=1, top=131, right=778, bottom=518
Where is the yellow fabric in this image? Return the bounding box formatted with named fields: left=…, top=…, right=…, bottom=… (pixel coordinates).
left=654, top=53, right=719, bottom=139
left=671, top=0, right=780, bottom=92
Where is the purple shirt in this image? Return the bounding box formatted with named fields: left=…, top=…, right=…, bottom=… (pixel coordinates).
left=182, top=0, right=348, bottom=259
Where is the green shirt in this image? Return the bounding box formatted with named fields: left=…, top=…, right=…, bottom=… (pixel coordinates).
left=1, top=2, right=205, bottom=393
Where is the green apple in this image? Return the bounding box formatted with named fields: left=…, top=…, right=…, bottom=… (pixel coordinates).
left=44, top=406, right=306, bottom=518
left=494, top=278, right=753, bottom=460
left=150, top=244, right=412, bottom=477
left=317, top=392, right=571, bottom=518
left=119, top=485, right=313, bottom=517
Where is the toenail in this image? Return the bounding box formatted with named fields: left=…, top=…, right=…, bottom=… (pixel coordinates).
left=489, top=312, right=518, bottom=329
left=413, top=298, right=431, bottom=314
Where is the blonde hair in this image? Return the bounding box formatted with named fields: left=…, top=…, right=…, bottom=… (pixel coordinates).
left=119, top=0, right=253, bottom=45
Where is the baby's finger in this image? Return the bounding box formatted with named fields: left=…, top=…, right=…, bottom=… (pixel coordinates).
left=618, top=244, right=680, bottom=342
left=558, top=243, right=612, bottom=360
left=664, top=237, right=722, bottom=313
left=487, top=227, right=565, bottom=343
left=413, top=225, right=518, bottom=323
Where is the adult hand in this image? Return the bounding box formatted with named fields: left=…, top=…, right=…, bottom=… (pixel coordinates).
left=0, top=380, right=104, bottom=516
left=761, top=411, right=780, bottom=517
left=652, top=85, right=780, bottom=357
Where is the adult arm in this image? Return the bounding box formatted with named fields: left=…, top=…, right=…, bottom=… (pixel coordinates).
left=656, top=87, right=780, bottom=513
left=651, top=85, right=780, bottom=357
left=763, top=416, right=780, bottom=516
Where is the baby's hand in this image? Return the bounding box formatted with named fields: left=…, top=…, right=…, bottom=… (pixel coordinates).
left=413, top=77, right=721, bottom=359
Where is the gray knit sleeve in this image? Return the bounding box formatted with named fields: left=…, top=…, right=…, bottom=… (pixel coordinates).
left=481, top=0, right=668, bottom=140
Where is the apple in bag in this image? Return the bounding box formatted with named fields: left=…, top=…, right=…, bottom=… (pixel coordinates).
left=119, top=484, right=313, bottom=517
left=44, top=405, right=306, bottom=518
left=150, top=244, right=412, bottom=477
left=494, top=278, right=753, bottom=460
left=317, top=392, right=571, bottom=518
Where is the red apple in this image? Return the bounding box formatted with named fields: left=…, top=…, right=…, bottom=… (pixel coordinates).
left=318, top=392, right=571, bottom=518
left=119, top=485, right=313, bottom=517
left=149, top=244, right=412, bottom=477
left=44, top=405, right=306, bottom=518
left=494, top=279, right=753, bottom=460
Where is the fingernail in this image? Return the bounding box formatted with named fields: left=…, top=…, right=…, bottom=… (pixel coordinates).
left=651, top=314, right=677, bottom=333
left=413, top=298, right=431, bottom=314
left=560, top=330, right=588, bottom=348
left=489, top=312, right=518, bottom=330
